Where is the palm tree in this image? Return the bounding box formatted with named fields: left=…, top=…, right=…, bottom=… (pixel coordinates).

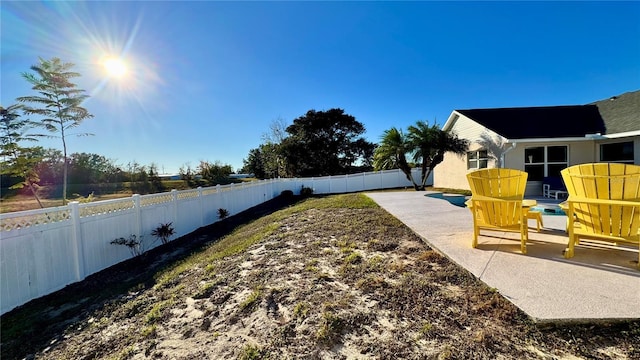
left=373, top=127, right=419, bottom=189
left=17, top=57, right=93, bottom=204
left=407, top=121, right=469, bottom=190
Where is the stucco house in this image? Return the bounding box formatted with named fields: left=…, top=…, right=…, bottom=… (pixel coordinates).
left=434, top=90, right=640, bottom=196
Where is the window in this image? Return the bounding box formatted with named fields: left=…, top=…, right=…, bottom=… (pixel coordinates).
left=524, top=146, right=568, bottom=181
left=467, top=150, right=488, bottom=169
left=600, top=141, right=634, bottom=163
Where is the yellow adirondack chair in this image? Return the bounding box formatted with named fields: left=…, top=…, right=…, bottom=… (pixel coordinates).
left=561, top=163, right=640, bottom=269
left=466, top=168, right=529, bottom=253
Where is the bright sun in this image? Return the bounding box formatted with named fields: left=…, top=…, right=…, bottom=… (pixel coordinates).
left=103, top=57, right=127, bottom=77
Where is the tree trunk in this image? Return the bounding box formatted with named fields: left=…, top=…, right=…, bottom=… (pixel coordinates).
left=399, top=165, right=420, bottom=190
left=27, top=181, right=44, bottom=209
left=62, top=128, right=68, bottom=205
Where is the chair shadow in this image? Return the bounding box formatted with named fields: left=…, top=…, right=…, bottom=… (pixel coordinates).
left=474, top=229, right=640, bottom=277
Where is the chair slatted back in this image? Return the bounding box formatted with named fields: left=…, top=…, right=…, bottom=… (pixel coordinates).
left=562, top=163, right=640, bottom=200
left=467, top=168, right=527, bottom=199
left=467, top=169, right=528, bottom=227
left=561, top=163, right=640, bottom=241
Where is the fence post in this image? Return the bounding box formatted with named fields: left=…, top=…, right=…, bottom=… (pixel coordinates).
left=197, top=187, right=204, bottom=227
left=133, top=194, right=142, bottom=240
left=171, top=189, right=178, bottom=229
left=69, top=201, right=85, bottom=281
left=230, top=183, right=236, bottom=214
left=216, top=185, right=222, bottom=221
left=345, top=174, right=349, bottom=192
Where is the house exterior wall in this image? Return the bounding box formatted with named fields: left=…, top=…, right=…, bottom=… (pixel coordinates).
left=434, top=112, right=500, bottom=190
left=504, top=141, right=596, bottom=195
left=504, top=141, right=595, bottom=170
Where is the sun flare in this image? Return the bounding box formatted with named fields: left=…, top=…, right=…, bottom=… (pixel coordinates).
left=103, top=57, right=127, bottom=77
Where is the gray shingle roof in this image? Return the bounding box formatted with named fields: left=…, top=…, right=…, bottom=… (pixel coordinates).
left=591, top=90, right=640, bottom=134
left=456, top=90, right=639, bottom=139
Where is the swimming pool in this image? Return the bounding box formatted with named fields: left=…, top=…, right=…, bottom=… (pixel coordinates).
left=424, top=192, right=468, bottom=207
left=530, top=205, right=566, bottom=216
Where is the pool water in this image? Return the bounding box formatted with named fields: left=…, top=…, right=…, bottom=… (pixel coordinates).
left=530, top=205, right=566, bottom=216
left=424, top=192, right=468, bottom=207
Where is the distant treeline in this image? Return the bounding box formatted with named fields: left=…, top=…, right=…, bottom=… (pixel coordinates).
left=0, top=178, right=244, bottom=200
left=0, top=148, right=240, bottom=198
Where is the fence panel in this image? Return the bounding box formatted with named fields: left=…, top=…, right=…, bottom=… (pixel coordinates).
left=1, top=169, right=426, bottom=314
left=362, top=171, right=381, bottom=190
left=175, top=195, right=205, bottom=238
left=328, top=175, right=347, bottom=194
left=1, top=221, right=76, bottom=312
left=79, top=209, right=138, bottom=276
left=306, top=177, right=327, bottom=194
left=201, top=191, right=222, bottom=224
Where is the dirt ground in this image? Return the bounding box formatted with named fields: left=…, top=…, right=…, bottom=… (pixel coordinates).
left=1, top=194, right=638, bottom=360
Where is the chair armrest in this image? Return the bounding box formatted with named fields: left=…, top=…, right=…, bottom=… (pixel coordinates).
left=566, top=197, right=640, bottom=207
left=559, top=201, right=568, bottom=211
left=469, top=195, right=524, bottom=204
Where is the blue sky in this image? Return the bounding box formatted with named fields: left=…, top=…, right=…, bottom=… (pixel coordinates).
left=2, top=1, right=639, bottom=174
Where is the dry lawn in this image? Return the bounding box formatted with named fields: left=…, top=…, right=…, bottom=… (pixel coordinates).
left=1, top=194, right=638, bottom=360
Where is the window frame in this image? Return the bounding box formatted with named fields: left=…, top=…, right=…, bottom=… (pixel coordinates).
left=524, top=145, right=568, bottom=181
left=600, top=141, right=634, bottom=164
left=467, top=149, right=489, bottom=170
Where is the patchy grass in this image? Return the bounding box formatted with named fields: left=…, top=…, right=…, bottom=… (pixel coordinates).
left=1, top=193, right=639, bottom=360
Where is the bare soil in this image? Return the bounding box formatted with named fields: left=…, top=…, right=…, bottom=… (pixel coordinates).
left=1, top=194, right=638, bottom=360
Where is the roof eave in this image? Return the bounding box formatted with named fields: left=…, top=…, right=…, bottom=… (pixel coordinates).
left=504, top=131, right=640, bottom=144
left=603, top=130, right=640, bottom=139
left=505, top=136, right=600, bottom=144
left=441, top=111, right=463, bottom=131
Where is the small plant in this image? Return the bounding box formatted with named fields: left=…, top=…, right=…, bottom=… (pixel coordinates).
left=300, top=185, right=314, bottom=197
left=239, top=344, right=262, bottom=360
left=293, top=302, right=309, bottom=319
left=280, top=189, right=293, bottom=198
left=343, top=252, right=362, bottom=265
left=305, top=265, right=320, bottom=273
left=110, top=235, right=143, bottom=257
left=145, top=300, right=172, bottom=325
left=217, top=208, right=229, bottom=220
left=193, top=282, right=217, bottom=299
left=239, top=288, right=262, bottom=311
left=140, top=324, right=157, bottom=338
left=151, top=222, right=175, bottom=245
left=420, top=322, right=433, bottom=336
left=316, top=311, right=344, bottom=345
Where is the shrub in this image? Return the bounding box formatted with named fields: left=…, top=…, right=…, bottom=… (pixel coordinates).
left=300, top=185, right=314, bottom=197
left=110, top=235, right=143, bottom=257
left=280, top=190, right=293, bottom=198
left=217, top=208, right=230, bottom=219
left=150, top=222, right=175, bottom=245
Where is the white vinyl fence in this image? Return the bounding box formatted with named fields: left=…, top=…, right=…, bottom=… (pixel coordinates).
left=0, top=168, right=428, bottom=315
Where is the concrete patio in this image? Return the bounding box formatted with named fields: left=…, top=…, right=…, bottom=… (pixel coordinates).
left=365, top=191, right=640, bottom=324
